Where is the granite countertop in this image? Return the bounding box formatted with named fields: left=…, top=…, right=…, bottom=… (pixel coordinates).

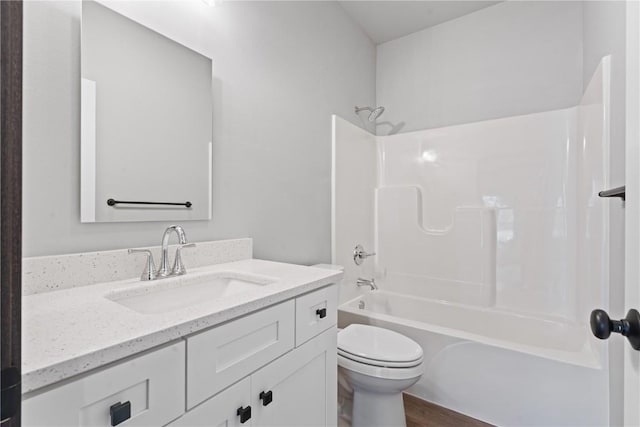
left=22, top=259, right=342, bottom=393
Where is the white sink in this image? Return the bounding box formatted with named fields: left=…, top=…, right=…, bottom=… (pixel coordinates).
left=106, top=272, right=276, bottom=315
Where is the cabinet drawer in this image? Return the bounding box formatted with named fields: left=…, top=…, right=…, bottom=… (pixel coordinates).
left=187, top=300, right=295, bottom=408
left=295, top=285, right=337, bottom=346
left=23, top=341, right=185, bottom=427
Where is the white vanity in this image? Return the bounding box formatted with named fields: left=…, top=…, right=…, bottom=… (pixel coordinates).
left=21, top=239, right=341, bottom=427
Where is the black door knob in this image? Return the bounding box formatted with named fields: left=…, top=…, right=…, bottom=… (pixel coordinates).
left=316, top=308, right=327, bottom=319
left=590, top=309, right=640, bottom=350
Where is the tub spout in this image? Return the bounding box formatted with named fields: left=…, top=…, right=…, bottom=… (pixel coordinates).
left=357, top=277, right=377, bottom=290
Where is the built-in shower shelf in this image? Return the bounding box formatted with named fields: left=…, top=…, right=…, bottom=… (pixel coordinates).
left=598, top=186, right=625, bottom=201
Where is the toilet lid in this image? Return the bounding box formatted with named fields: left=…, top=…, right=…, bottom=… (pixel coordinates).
left=337, top=324, right=423, bottom=364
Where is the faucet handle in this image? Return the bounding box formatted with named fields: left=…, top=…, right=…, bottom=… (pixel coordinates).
left=172, top=243, right=196, bottom=276
left=128, top=249, right=157, bottom=281
left=353, top=244, right=376, bottom=266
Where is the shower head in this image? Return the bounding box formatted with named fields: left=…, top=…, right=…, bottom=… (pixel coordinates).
left=355, top=105, right=385, bottom=122
left=369, top=106, right=385, bottom=121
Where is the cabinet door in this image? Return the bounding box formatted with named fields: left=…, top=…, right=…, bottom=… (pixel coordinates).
left=168, top=377, right=252, bottom=427
left=251, top=328, right=337, bottom=427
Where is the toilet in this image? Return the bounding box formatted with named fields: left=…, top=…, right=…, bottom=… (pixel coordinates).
left=337, top=324, right=424, bottom=427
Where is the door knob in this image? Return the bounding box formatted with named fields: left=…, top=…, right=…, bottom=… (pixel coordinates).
left=590, top=309, right=640, bottom=350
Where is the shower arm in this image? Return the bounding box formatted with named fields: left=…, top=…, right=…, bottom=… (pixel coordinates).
left=354, top=106, right=373, bottom=113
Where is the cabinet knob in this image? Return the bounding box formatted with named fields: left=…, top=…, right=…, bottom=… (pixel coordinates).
left=237, top=405, right=252, bottom=424
left=259, top=390, right=273, bottom=406
left=316, top=308, right=327, bottom=319
left=110, top=401, right=131, bottom=426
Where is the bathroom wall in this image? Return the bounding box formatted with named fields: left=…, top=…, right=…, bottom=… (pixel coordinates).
left=22, top=1, right=376, bottom=263
left=376, top=1, right=583, bottom=134
left=582, top=2, right=627, bottom=425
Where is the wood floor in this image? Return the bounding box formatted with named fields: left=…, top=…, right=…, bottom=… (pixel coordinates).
left=403, top=393, right=494, bottom=427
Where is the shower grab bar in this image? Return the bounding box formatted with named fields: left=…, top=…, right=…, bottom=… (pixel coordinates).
left=598, top=186, right=625, bottom=201
left=107, top=198, right=192, bottom=208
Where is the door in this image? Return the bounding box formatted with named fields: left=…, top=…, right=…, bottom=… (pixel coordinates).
left=251, top=329, right=337, bottom=427
left=0, top=1, right=23, bottom=426
left=168, top=377, right=252, bottom=427
left=626, top=1, right=640, bottom=424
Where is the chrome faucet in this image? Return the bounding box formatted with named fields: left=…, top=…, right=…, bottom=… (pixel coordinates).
left=128, top=225, right=196, bottom=281
left=356, top=277, right=378, bottom=291
left=158, top=225, right=187, bottom=278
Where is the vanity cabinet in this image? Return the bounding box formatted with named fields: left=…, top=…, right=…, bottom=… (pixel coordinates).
left=22, top=284, right=338, bottom=427
left=170, top=328, right=336, bottom=427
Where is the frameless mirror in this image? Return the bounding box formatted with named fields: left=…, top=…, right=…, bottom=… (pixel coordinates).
left=80, top=1, right=213, bottom=222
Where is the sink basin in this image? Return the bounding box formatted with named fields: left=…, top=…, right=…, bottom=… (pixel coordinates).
left=106, top=271, right=276, bottom=315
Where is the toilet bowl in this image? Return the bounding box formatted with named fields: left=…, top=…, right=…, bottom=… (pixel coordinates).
left=337, top=324, right=423, bottom=427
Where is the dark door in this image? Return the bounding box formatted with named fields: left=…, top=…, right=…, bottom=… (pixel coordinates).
left=0, top=1, right=23, bottom=425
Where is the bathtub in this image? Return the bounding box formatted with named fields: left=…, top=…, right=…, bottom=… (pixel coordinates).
left=338, top=291, right=609, bottom=426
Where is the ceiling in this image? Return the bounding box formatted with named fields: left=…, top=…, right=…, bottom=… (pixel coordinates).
left=338, top=1, right=501, bottom=44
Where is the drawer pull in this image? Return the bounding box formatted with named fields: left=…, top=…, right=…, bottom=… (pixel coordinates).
left=316, top=308, right=327, bottom=319
left=237, top=405, right=252, bottom=423
left=259, top=390, right=273, bottom=406
left=110, top=401, right=131, bottom=426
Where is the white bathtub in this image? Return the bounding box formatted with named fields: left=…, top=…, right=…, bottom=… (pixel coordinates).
left=338, top=291, right=609, bottom=426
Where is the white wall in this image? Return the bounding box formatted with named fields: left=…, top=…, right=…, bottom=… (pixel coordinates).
left=582, top=2, right=627, bottom=426
left=376, top=1, right=583, bottom=134
left=23, top=1, right=376, bottom=263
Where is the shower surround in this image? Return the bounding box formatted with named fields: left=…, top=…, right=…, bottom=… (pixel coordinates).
left=333, top=58, right=611, bottom=426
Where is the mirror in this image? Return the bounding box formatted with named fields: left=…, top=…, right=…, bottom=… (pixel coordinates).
left=80, top=1, right=212, bottom=223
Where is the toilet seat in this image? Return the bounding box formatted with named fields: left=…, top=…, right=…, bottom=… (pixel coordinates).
left=338, top=324, right=423, bottom=363
left=338, top=353, right=424, bottom=380
left=337, top=348, right=423, bottom=368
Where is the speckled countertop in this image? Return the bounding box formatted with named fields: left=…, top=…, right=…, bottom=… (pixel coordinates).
left=22, top=259, right=342, bottom=393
